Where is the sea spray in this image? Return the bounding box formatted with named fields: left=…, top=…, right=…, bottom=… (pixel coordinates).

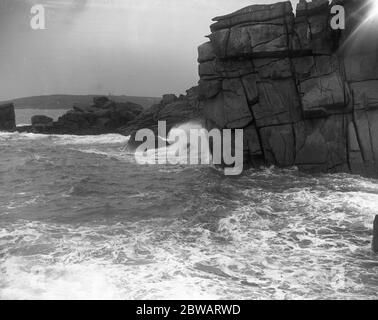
left=134, top=121, right=244, bottom=175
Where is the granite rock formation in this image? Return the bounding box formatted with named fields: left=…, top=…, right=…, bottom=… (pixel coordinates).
left=19, top=97, right=144, bottom=135
left=198, top=0, right=378, bottom=176
left=53, top=97, right=144, bottom=134
left=0, top=103, right=16, bottom=131
left=122, top=86, right=203, bottom=150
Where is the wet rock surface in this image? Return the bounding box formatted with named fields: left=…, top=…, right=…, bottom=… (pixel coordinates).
left=198, top=0, right=378, bottom=176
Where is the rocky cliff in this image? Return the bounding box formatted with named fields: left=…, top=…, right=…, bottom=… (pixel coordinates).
left=0, top=103, right=16, bottom=131
left=198, top=0, right=378, bottom=176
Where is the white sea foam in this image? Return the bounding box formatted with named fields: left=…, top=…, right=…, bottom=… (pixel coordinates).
left=71, top=148, right=135, bottom=162
left=1, top=135, right=378, bottom=300
left=0, top=221, right=221, bottom=300
left=0, top=131, right=130, bottom=145
left=1, top=257, right=124, bottom=300
left=137, top=121, right=212, bottom=166
left=0, top=131, right=48, bottom=140
left=53, top=134, right=130, bottom=145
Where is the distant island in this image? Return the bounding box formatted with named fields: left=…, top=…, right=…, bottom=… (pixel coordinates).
left=0, top=94, right=161, bottom=110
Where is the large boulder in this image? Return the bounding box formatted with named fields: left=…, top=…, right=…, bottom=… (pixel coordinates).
left=31, top=115, right=54, bottom=133
left=0, top=103, right=16, bottom=131
left=31, top=115, right=53, bottom=126
left=208, top=2, right=293, bottom=59
left=210, top=1, right=293, bottom=32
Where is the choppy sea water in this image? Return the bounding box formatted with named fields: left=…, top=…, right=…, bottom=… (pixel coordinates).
left=0, top=130, right=378, bottom=300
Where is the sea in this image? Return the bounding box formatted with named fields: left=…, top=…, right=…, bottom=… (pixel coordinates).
left=0, top=109, right=377, bottom=300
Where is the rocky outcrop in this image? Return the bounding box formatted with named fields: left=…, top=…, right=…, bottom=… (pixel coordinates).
left=0, top=103, right=16, bottom=131
left=31, top=115, right=53, bottom=125
left=198, top=0, right=378, bottom=176
left=122, top=87, right=203, bottom=150
left=31, top=115, right=54, bottom=132
left=53, top=96, right=143, bottom=134
left=19, top=97, right=144, bottom=135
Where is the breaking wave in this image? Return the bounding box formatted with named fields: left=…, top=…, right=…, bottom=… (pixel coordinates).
left=137, top=121, right=212, bottom=165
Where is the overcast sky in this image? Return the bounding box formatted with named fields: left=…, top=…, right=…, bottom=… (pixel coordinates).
left=0, top=0, right=299, bottom=100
